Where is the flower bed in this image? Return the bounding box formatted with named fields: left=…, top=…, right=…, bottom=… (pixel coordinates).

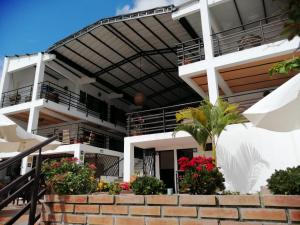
left=41, top=194, right=300, bottom=225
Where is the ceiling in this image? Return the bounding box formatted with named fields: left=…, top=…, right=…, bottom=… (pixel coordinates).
left=47, top=6, right=201, bottom=109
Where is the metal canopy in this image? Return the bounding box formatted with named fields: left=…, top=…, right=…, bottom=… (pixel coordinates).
left=47, top=5, right=199, bottom=109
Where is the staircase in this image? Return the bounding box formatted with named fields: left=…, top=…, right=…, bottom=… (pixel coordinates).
left=0, top=136, right=56, bottom=225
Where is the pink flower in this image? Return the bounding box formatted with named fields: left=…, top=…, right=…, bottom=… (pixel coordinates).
left=120, top=182, right=130, bottom=191
left=192, top=173, right=199, bottom=179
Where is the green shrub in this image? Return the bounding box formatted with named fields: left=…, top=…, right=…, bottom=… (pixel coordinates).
left=267, top=166, right=300, bottom=195
left=131, top=176, right=165, bottom=195
left=42, top=158, right=97, bottom=195
left=108, top=182, right=122, bottom=195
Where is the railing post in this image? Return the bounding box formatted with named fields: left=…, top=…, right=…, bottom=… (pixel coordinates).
left=162, top=109, right=166, bottom=132
left=1, top=93, right=5, bottom=108
left=28, top=147, right=42, bottom=225
left=182, top=43, right=185, bottom=65
left=260, top=20, right=265, bottom=43
left=216, top=35, right=221, bottom=56
left=15, top=89, right=19, bottom=105
left=68, top=92, right=71, bottom=110
left=127, top=114, right=131, bottom=136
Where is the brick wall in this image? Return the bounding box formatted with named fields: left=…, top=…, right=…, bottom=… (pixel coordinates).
left=41, top=194, right=300, bottom=225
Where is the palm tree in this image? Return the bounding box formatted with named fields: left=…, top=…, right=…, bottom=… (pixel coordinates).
left=174, top=98, right=245, bottom=165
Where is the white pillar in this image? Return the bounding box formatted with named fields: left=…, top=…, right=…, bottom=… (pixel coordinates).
left=155, top=151, right=160, bottom=179
left=207, top=67, right=219, bottom=104
left=27, top=107, right=40, bottom=133
left=0, top=57, right=11, bottom=106
left=199, top=0, right=219, bottom=104
left=123, top=140, right=134, bottom=182
left=32, top=53, right=45, bottom=101
left=199, top=0, right=214, bottom=60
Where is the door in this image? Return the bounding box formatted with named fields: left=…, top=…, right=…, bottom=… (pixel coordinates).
left=159, top=150, right=174, bottom=190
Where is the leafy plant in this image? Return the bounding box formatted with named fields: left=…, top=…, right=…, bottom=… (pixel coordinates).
left=174, top=98, right=244, bottom=165
left=281, top=0, right=300, bottom=41
left=178, top=156, right=225, bottom=195
left=267, top=166, right=300, bottom=195
left=97, top=180, right=109, bottom=192
left=131, top=176, right=165, bottom=195
left=42, top=158, right=97, bottom=195
left=269, top=56, right=300, bottom=75
left=108, top=182, right=122, bottom=195
left=269, top=0, right=300, bottom=76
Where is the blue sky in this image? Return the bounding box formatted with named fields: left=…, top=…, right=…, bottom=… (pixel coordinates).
left=0, top=0, right=187, bottom=72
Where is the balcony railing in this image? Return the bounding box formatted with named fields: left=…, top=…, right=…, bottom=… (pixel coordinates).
left=177, top=38, right=205, bottom=66
left=1, top=84, right=33, bottom=108
left=32, top=122, right=124, bottom=152
left=177, top=14, right=288, bottom=65
left=212, top=14, right=288, bottom=56
left=126, top=88, right=275, bottom=136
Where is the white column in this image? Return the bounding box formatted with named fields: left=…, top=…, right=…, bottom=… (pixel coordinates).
left=207, top=67, right=219, bottom=104
left=199, top=0, right=219, bottom=104
left=155, top=151, right=160, bottom=179
left=32, top=52, right=45, bottom=101
left=199, top=0, right=214, bottom=60
left=123, top=140, right=134, bottom=182
left=0, top=57, right=11, bottom=106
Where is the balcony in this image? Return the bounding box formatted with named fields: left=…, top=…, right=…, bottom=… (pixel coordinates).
left=177, top=14, right=288, bottom=66
left=126, top=88, right=275, bottom=136
left=1, top=81, right=126, bottom=127
left=33, top=122, right=124, bottom=152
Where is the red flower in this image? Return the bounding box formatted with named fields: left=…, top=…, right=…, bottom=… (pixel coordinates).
left=205, top=163, right=214, bottom=171
left=196, top=166, right=202, bottom=171
left=120, top=182, right=130, bottom=191
left=88, top=163, right=96, bottom=170
left=192, top=173, right=199, bottom=179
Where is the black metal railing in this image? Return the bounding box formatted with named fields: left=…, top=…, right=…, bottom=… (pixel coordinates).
left=177, top=14, right=288, bottom=66
left=127, top=88, right=275, bottom=136
left=32, top=122, right=124, bottom=152
left=212, top=14, right=288, bottom=56
left=127, top=101, right=201, bottom=136
left=38, top=81, right=104, bottom=119
left=0, top=136, right=56, bottom=225
left=1, top=84, right=33, bottom=108
left=177, top=38, right=205, bottom=66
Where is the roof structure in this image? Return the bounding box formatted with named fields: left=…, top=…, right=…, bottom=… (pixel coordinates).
left=47, top=5, right=200, bottom=108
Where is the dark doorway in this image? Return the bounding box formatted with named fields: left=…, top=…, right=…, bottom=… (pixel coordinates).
left=159, top=150, right=174, bottom=190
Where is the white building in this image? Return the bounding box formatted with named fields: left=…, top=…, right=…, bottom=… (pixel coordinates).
left=1, top=0, right=299, bottom=193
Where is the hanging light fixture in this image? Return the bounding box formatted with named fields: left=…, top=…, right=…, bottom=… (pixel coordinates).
left=134, top=56, right=145, bottom=106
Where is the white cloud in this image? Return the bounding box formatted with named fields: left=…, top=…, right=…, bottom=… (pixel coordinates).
left=116, top=0, right=189, bottom=15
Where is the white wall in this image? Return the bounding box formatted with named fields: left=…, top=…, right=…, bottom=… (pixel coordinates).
left=11, top=66, right=35, bottom=89
left=217, top=123, right=300, bottom=194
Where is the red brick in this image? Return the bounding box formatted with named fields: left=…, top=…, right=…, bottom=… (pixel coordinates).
left=63, top=214, right=86, bottom=224
left=116, top=195, right=144, bottom=204
left=44, top=195, right=87, bottom=203
left=289, top=209, right=300, bottom=222
left=146, top=195, right=178, bottom=205
left=220, top=221, right=262, bottom=225
left=146, top=218, right=179, bottom=225
left=240, top=208, right=286, bottom=221
left=41, top=213, right=62, bottom=222
left=115, top=217, right=145, bottom=225
left=87, top=215, right=114, bottom=225
left=163, top=206, right=197, bottom=217
left=43, top=203, right=74, bottom=213
left=263, top=195, right=300, bottom=208
left=199, top=207, right=238, bottom=219
left=218, top=195, right=260, bottom=206
left=101, top=205, right=128, bottom=215
left=44, top=195, right=64, bottom=203
left=75, top=204, right=99, bottom=213
left=89, top=195, right=114, bottom=204
left=180, top=219, right=218, bottom=225
left=130, top=206, right=160, bottom=216
left=179, top=195, right=216, bottom=206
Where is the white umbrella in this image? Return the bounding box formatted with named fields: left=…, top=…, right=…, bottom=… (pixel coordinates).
left=0, top=115, right=60, bottom=153
left=243, top=73, right=300, bottom=132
